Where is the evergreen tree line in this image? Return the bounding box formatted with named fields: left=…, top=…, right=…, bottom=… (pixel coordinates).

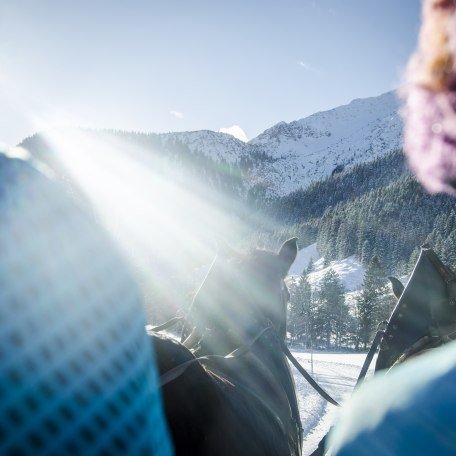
left=269, top=149, right=407, bottom=224
left=21, top=129, right=252, bottom=207
left=262, top=150, right=456, bottom=275
left=316, top=174, right=456, bottom=274
left=287, top=256, right=395, bottom=350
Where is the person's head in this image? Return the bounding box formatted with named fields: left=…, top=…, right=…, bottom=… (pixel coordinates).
left=402, top=0, right=456, bottom=194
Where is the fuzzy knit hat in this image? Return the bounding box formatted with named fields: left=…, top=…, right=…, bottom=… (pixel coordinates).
left=402, top=0, right=456, bottom=194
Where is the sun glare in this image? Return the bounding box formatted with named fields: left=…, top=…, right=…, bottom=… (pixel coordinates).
left=35, top=128, right=256, bottom=318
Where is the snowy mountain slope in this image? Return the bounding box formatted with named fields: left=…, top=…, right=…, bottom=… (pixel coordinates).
left=287, top=243, right=366, bottom=292
left=307, top=256, right=365, bottom=292
left=20, top=91, right=403, bottom=199
left=288, top=243, right=321, bottom=276
left=160, top=130, right=250, bottom=164
left=157, top=91, right=403, bottom=196
left=249, top=91, right=402, bottom=195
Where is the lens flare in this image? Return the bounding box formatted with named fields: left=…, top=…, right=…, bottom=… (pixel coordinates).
left=28, top=128, right=269, bottom=322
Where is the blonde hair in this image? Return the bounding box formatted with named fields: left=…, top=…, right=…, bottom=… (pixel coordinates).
left=410, top=0, right=456, bottom=91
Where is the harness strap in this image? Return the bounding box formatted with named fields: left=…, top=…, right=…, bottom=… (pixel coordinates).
left=355, top=321, right=388, bottom=387
left=280, top=341, right=340, bottom=407
left=154, top=318, right=341, bottom=407
left=148, top=316, right=184, bottom=333
left=393, top=329, right=456, bottom=366
left=157, top=326, right=274, bottom=388
left=156, top=326, right=290, bottom=439
left=225, top=326, right=273, bottom=358
left=158, top=356, right=205, bottom=388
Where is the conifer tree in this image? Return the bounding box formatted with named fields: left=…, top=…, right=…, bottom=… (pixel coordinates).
left=315, top=269, right=347, bottom=348
left=306, top=257, right=315, bottom=274
left=288, top=274, right=314, bottom=345
left=360, top=239, right=372, bottom=265
left=356, top=256, right=389, bottom=349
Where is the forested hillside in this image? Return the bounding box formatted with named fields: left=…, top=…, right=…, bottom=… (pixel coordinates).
left=269, top=149, right=407, bottom=223
left=20, top=129, right=252, bottom=205
left=263, top=150, right=456, bottom=275
left=287, top=256, right=395, bottom=350
left=316, top=174, right=456, bottom=274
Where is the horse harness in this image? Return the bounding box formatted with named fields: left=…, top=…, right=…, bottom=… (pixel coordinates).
left=151, top=310, right=455, bottom=456
left=149, top=313, right=342, bottom=455
left=150, top=277, right=343, bottom=406
left=152, top=246, right=456, bottom=456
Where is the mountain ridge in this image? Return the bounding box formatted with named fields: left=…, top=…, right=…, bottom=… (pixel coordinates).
left=19, top=90, right=403, bottom=198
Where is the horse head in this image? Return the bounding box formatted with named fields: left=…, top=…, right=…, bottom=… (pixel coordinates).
left=153, top=238, right=302, bottom=455
left=183, top=238, right=298, bottom=355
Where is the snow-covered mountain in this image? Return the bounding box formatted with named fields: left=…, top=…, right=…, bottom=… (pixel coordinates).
left=160, top=130, right=249, bottom=164
left=20, top=91, right=403, bottom=198
left=249, top=91, right=402, bottom=195
left=157, top=91, right=402, bottom=196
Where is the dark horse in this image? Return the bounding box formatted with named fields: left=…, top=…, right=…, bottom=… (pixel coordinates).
left=149, top=238, right=302, bottom=455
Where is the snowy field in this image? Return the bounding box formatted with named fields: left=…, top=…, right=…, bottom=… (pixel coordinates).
left=290, top=349, right=374, bottom=455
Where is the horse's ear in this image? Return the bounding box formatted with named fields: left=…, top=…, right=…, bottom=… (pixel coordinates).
left=278, top=238, right=298, bottom=276
left=388, top=276, right=404, bottom=300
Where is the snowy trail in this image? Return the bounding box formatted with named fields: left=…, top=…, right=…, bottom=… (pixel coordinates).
left=290, top=350, right=373, bottom=455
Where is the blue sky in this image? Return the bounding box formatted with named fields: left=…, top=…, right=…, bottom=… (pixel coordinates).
left=0, top=0, right=421, bottom=145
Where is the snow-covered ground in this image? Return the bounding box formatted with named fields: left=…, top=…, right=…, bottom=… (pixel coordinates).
left=286, top=245, right=379, bottom=453
left=288, top=243, right=366, bottom=292
left=286, top=244, right=372, bottom=453
left=288, top=243, right=320, bottom=276
left=307, top=256, right=365, bottom=292
left=290, top=349, right=374, bottom=455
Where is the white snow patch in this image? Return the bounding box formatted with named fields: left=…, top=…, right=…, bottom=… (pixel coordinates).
left=1, top=146, right=31, bottom=161
left=288, top=243, right=320, bottom=276
left=345, top=290, right=362, bottom=307
left=308, top=256, right=365, bottom=292
left=288, top=255, right=365, bottom=292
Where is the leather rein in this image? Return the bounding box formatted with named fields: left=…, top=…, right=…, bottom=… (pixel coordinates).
left=149, top=317, right=407, bottom=456
left=150, top=314, right=398, bottom=409
left=149, top=317, right=341, bottom=406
